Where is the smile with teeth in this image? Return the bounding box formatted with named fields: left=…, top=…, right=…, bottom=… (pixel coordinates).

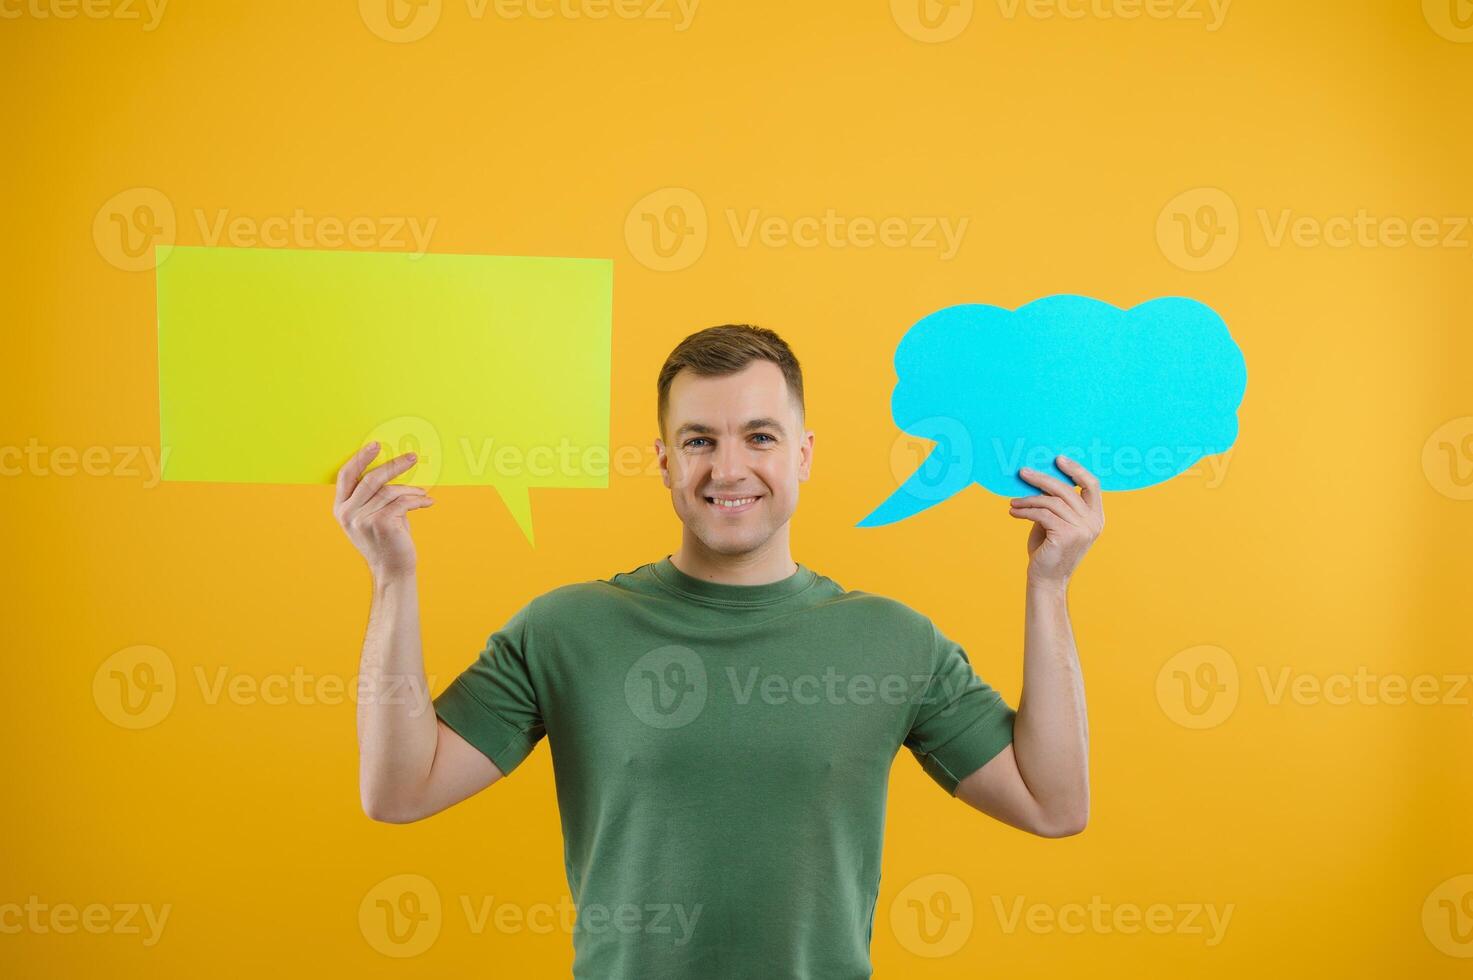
left=705, top=494, right=761, bottom=512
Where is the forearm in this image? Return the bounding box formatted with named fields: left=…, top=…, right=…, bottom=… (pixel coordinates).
left=1013, top=579, right=1090, bottom=830
left=356, top=572, right=438, bottom=818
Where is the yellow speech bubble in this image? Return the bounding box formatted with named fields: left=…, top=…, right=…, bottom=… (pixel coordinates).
left=155, top=245, right=612, bottom=544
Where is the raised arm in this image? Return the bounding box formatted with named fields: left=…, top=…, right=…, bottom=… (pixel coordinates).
left=334, top=442, right=504, bottom=824
left=955, top=456, right=1100, bottom=837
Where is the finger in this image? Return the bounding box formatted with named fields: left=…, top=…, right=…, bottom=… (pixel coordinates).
left=1055, top=455, right=1102, bottom=512
left=346, top=452, right=421, bottom=511
left=1017, top=466, right=1088, bottom=517
left=335, top=442, right=380, bottom=506
left=360, top=484, right=428, bottom=520
left=1007, top=495, right=1078, bottom=524
left=381, top=493, right=436, bottom=520
left=1009, top=506, right=1068, bottom=534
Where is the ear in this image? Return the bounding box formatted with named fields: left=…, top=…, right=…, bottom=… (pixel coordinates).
left=655, top=438, right=670, bottom=489
left=797, top=430, right=815, bottom=483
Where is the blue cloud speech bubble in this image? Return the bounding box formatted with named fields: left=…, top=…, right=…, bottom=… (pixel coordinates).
left=858, top=295, right=1246, bottom=527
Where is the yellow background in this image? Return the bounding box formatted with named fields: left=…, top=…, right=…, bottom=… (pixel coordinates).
left=4, top=0, right=1471, bottom=976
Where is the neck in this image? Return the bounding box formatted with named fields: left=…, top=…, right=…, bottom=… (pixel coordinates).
left=670, top=530, right=797, bottom=586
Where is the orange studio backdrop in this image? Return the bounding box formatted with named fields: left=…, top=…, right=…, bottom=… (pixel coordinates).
left=4, top=1, right=1471, bottom=977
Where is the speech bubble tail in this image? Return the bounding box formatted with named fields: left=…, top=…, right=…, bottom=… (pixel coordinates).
left=856, top=490, right=942, bottom=528
left=495, top=484, right=536, bottom=546
left=857, top=447, right=966, bottom=527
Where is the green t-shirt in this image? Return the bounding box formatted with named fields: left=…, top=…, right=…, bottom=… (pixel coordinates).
left=433, top=555, right=1016, bottom=979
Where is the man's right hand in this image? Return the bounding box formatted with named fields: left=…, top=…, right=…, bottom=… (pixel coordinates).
left=334, top=442, right=435, bottom=579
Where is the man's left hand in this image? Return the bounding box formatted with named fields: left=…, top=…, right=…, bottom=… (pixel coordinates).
left=1009, top=456, right=1105, bottom=589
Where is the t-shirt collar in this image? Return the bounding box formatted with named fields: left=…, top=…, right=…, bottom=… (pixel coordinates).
left=651, top=554, right=818, bottom=607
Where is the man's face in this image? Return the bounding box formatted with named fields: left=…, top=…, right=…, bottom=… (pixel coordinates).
left=656, top=360, right=814, bottom=558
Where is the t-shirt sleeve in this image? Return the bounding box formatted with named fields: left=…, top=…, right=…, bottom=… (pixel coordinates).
left=904, top=619, right=1017, bottom=796
left=432, top=600, right=546, bottom=776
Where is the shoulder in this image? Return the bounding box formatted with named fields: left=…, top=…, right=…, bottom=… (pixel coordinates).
left=527, top=579, right=620, bottom=616
left=814, top=582, right=938, bottom=639
left=523, top=562, right=660, bottom=621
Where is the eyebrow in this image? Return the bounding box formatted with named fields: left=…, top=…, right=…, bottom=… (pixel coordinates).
left=675, top=417, right=787, bottom=439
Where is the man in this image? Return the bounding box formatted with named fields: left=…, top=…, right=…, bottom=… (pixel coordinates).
left=334, top=324, right=1101, bottom=978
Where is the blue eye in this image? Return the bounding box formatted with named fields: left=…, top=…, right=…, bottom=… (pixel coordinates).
left=684, top=434, right=775, bottom=448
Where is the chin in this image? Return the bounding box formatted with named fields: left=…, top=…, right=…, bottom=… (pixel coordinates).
left=697, top=526, right=769, bottom=557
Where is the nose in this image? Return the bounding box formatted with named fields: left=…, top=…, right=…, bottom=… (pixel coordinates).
left=709, top=437, right=745, bottom=485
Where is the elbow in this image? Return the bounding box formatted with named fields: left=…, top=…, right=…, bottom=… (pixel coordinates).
left=1037, top=816, right=1087, bottom=839
left=363, top=805, right=417, bottom=825
left=1033, top=806, right=1089, bottom=839
left=361, top=788, right=425, bottom=825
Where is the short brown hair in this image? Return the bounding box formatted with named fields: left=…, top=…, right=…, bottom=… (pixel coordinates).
left=657, top=324, right=805, bottom=440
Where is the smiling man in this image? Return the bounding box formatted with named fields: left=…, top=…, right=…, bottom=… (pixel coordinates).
left=335, top=324, right=1100, bottom=979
